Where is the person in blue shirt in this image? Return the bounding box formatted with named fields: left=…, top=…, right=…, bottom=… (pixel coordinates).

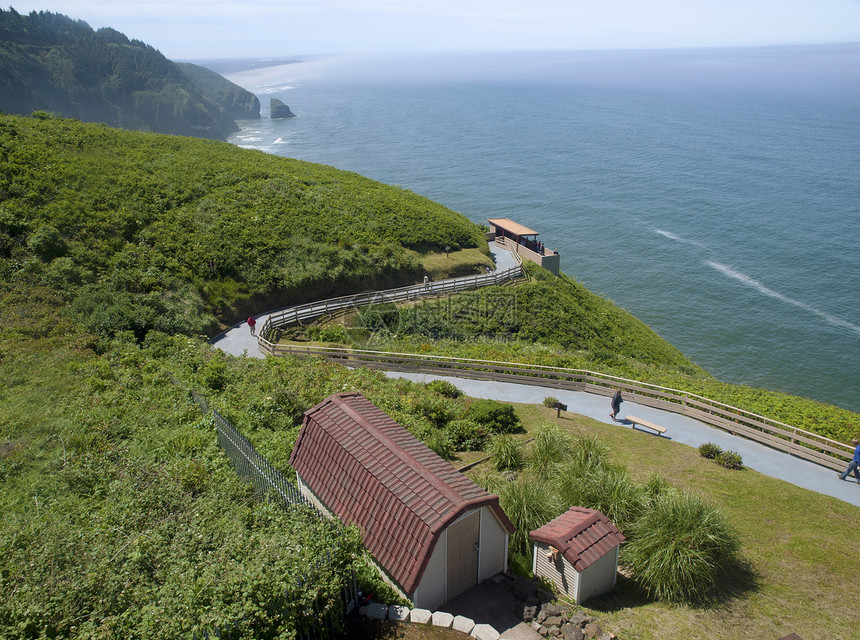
left=838, top=438, right=860, bottom=482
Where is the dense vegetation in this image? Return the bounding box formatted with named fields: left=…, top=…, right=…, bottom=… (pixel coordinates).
left=0, top=113, right=487, bottom=338
left=0, top=9, right=246, bottom=139
left=293, top=262, right=860, bottom=442
left=176, top=62, right=261, bottom=120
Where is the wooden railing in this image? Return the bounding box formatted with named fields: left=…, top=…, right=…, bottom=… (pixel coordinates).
left=256, top=343, right=853, bottom=472
left=259, top=262, right=524, bottom=341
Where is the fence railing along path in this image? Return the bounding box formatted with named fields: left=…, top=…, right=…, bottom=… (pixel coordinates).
left=258, top=260, right=524, bottom=341
left=255, top=343, right=853, bottom=472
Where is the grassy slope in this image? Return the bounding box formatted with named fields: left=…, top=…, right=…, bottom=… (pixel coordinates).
left=0, top=113, right=488, bottom=336
left=288, top=262, right=860, bottom=443
left=495, top=404, right=859, bottom=640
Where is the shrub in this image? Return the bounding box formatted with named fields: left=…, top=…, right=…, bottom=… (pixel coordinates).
left=622, top=491, right=740, bottom=605
left=426, top=430, right=453, bottom=460
left=715, top=450, right=743, bottom=470
left=426, top=379, right=463, bottom=398
left=698, top=442, right=723, bottom=459
left=555, top=462, right=645, bottom=533
left=543, top=396, right=560, bottom=408
left=497, top=476, right=561, bottom=556
left=529, top=424, right=570, bottom=479
left=445, top=418, right=489, bottom=451
left=487, top=435, right=525, bottom=471
left=468, top=399, right=521, bottom=434
left=568, top=433, right=611, bottom=470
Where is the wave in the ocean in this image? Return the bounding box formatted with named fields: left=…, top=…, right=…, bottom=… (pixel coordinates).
left=654, top=228, right=707, bottom=248
left=706, top=261, right=860, bottom=335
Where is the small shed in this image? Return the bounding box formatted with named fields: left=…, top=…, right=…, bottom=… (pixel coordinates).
left=289, top=392, right=515, bottom=611
left=529, top=507, right=625, bottom=604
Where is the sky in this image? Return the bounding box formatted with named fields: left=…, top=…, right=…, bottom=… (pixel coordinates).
left=8, top=0, right=860, bottom=60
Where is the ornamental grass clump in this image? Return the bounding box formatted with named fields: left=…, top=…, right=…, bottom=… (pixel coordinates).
left=715, top=450, right=744, bottom=470
left=529, top=424, right=571, bottom=480
left=487, top=434, right=525, bottom=471
left=698, top=442, right=723, bottom=459
left=498, top=475, right=562, bottom=556
left=555, top=461, right=646, bottom=533
left=622, top=491, right=741, bottom=605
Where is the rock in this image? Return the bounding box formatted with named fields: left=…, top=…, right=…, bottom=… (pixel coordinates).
left=521, top=603, right=538, bottom=622
left=388, top=605, right=410, bottom=622
left=569, top=613, right=592, bottom=628
left=541, top=603, right=566, bottom=618
left=432, top=611, right=454, bottom=628
left=453, top=616, right=475, bottom=634
left=546, top=625, right=561, bottom=637
left=471, top=623, right=501, bottom=640
left=270, top=98, right=296, bottom=119
left=545, top=615, right=564, bottom=627
left=599, top=635, right=617, bottom=640
left=366, top=602, right=388, bottom=620
left=411, top=608, right=432, bottom=624
left=561, top=623, right=584, bottom=640
left=583, top=621, right=603, bottom=639
left=531, top=621, right=543, bottom=632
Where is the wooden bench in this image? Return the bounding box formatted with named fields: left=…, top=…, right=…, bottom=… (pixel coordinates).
left=624, top=415, right=667, bottom=435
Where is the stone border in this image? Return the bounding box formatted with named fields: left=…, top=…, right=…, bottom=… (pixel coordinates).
left=358, top=602, right=505, bottom=640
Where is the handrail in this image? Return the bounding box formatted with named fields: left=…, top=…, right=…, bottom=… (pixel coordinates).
left=259, top=263, right=524, bottom=342
left=257, top=343, right=852, bottom=471
left=250, top=261, right=851, bottom=472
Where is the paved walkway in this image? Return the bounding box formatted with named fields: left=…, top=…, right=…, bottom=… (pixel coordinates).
left=210, top=245, right=860, bottom=509
left=383, top=370, right=860, bottom=508
left=209, top=244, right=521, bottom=359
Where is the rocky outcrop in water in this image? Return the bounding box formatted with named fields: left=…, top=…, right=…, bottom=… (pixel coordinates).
left=270, top=98, right=297, bottom=119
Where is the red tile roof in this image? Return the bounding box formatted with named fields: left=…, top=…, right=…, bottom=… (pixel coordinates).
left=289, top=392, right=514, bottom=595
left=529, top=507, right=625, bottom=572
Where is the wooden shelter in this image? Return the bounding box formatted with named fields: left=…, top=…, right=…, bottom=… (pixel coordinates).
left=529, top=507, right=624, bottom=604
left=289, top=392, right=515, bottom=610
left=487, top=217, right=560, bottom=275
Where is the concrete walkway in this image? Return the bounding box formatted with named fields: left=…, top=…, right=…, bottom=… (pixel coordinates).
left=210, top=244, right=860, bottom=509
left=209, top=243, right=521, bottom=359
left=383, top=370, right=860, bottom=508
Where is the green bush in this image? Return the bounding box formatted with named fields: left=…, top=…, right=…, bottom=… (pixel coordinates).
left=487, top=435, right=525, bottom=471
left=497, top=475, right=562, bottom=556
left=555, top=462, right=645, bottom=533
left=468, top=398, right=521, bottom=434
left=427, top=379, right=463, bottom=398
left=715, top=450, right=744, bottom=470
left=529, top=424, right=570, bottom=479
left=698, top=442, right=723, bottom=459
left=426, top=430, right=453, bottom=460
left=622, top=491, right=741, bottom=605
left=445, top=418, right=489, bottom=451
left=543, top=396, right=560, bottom=408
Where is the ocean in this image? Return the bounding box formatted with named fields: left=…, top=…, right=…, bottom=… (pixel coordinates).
left=221, top=46, right=860, bottom=413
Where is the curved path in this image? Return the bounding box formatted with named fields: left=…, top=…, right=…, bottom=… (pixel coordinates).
left=211, top=246, right=860, bottom=508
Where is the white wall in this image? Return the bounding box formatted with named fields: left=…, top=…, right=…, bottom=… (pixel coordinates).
left=414, top=528, right=447, bottom=611
left=478, top=506, right=508, bottom=582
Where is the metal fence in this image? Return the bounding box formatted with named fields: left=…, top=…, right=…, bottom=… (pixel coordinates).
left=179, top=404, right=358, bottom=639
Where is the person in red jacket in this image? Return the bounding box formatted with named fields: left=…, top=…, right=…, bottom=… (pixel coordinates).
left=247, top=315, right=256, bottom=336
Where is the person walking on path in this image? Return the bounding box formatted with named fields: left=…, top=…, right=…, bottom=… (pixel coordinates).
left=838, top=438, right=860, bottom=482
left=247, top=315, right=256, bottom=336
left=610, top=389, right=623, bottom=421
left=423, top=274, right=430, bottom=290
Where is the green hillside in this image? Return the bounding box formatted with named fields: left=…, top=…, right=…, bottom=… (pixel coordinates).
left=0, top=113, right=487, bottom=337
left=176, top=61, right=261, bottom=120
left=1, top=111, right=858, bottom=640
left=0, top=9, right=246, bottom=140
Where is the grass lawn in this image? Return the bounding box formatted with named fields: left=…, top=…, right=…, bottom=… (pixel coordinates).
left=409, top=247, right=494, bottom=280
left=463, top=403, right=860, bottom=640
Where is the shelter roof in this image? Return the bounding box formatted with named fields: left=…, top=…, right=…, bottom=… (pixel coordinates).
left=289, top=392, right=514, bottom=595
left=487, top=217, right=539, bottom=237
left=529, top=507, right=625, bottom=572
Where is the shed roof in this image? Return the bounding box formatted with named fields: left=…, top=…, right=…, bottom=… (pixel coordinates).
left=487, top=217, right=539, bottom=237
left=289, top=392, right=514, bottom=595
left=529, top=507, right=625, bottom=572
